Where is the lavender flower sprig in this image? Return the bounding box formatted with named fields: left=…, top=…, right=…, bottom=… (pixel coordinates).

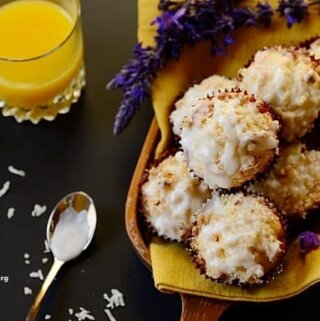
left=299, top=231, right=320, bottom=256
left=108, top=0, right=317, bottom=135
left=278, top=0, right=309, bottom=27
left=107, top=45, right=161, bottom=135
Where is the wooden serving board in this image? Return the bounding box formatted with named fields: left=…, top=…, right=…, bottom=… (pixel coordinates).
left=125, top=116, right=320, bottom=320
left=125, top=118, right=231, bottom=321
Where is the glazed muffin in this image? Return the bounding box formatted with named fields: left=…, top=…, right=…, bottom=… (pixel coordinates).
left=177, top=90, right=280, bottom=189
left=170, top=75, right=237, bottom=136
left=140, top=151, right=211, bottom=241
left=309, top=38, right=320, bottom=60
left=190, top=192, right=286, bottom=286
left=249, top=143, right=320, bottom=220
left=238, top=46, right=320, bottom=141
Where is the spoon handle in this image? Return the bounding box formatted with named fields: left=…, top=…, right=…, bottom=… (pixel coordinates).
left=25, top=259, right=64, bottom=321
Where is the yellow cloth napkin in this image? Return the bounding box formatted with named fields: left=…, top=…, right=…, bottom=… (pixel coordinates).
left=138, top=0, right=320, bottom=301
left=151, top=238, right=320, bottom=302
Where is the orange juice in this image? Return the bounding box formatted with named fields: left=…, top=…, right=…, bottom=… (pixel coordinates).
left=0, top=0, right=84, bottom=117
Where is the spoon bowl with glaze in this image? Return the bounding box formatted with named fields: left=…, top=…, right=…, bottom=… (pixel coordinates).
left=26, top=191, right=97, bottom=321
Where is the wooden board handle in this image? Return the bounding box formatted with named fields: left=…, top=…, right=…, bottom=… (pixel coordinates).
left=180, top=294, right=231, bottom=321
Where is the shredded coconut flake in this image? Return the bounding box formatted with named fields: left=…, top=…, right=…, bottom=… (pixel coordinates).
left=44, top=240, right=51, bottom=253
left=24, top=287, right=32, bottom=295
left=7, top=208, right=15, bottom=219
left=31, top=204, right=47, bottom=217
left=250, top=143, right=320, bottom=219
left=25, top=260, right=30, bottom=265
left=103, top=289, right=125, bottom=309
left=171, top=75, right=238, bottom=136
left=44, top=315, right=51, bottom=320
left=104, top=309, right=116, bottom=321
left=177, top=92, right=279, bottom=188
left=69, top=308, right=74, bottom=315
left=42, top=257, right=49, bottom=264
left=0, top=181, right=10, bottom=198
left=8, top=165, right=26, bottom=177
left=29, top=269, right=44, bottom=281
left=239, top=47, right=320, bottom=141
left=191, top=192, right=284, bottom=284
left=141, top=151, right=211, bottom=241
left=75, top=307, right=95, bottom=320
left=24, top=253, right=30, bottom=259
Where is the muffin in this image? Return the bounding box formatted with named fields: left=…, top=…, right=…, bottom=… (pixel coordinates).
left=249, top=143, right=320, bottom=220
left=238, top=46, right=320, bottom=141
left=309, top=38, right=320, bottom=60
left=170, top=75, right=237, bottom=136
left=140, top=151, right=211, bottom=241
left=190, top=192, right=286, bottom=286
left=177, top=90, right=280, bottom=189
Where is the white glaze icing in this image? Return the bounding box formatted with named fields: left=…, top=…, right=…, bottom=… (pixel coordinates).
left=310, top=38, right=320, bottom=60
left=193, top=193, right=283, bottom=284
left=239, top=47, right=320, bottom=141
left=170, top=75, right=237, bottom=135
left=179, top=92, right=279, bottom=188
left=141, top=151, right=211, bottom=241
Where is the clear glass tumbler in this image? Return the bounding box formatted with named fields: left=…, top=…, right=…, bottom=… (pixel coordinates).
left=0, top=0, right=85, bottom=123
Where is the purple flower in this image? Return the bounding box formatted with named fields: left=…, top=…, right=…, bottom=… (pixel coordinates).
left=152, top=7, right=187, bottom=32
left=278, top=0, right=309, bottom=28
left=256, top=2, right=274, bottom=27
left=158, top=0, right=179, bottom=11
left=107, top=44, right=162, bottom=135
left=299, top=231, right=320, bottom=256
left=232, top=7, right=257, bottom=27
left=108, top=0, right=319, bottom=135
left=224, top=34, right=234, bottom=46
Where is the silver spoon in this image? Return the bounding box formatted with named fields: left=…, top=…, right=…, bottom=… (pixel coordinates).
left=25, top=191, right=97, bottom=321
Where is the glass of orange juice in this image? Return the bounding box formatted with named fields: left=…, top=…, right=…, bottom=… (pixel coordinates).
left=0, top=0, right=85, bottom=123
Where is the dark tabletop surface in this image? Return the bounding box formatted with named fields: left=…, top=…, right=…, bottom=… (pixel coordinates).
left=0, top=1, right=320, bottom=320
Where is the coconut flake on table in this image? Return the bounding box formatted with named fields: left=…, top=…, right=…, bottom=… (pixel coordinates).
left=44, top=240, right=51, bottom=253
left=69, top=308, right=74, bottom=315
left=24, top=287, right=32, bottom=295
left=74, top=307, right=95, bottom=320
left=7, top=208, right=15, bottom=219
left=29, top=269, right=44, bottom=281
left=24, top=254, right=30, bottom=265
left=44, top=315, right=51, bottom=320
left=103, top=289, right=125, bottom=309
left=104, top=309, right=116, bottom=321
left=8, top=165, right=26, bottom=177
left=31, top=204, right=47, bottom=217
left=42, top=257, right=49, bottom=264
left=24, top=253, right=30, bottom=264
left=0, top=181, right=10, bottom=198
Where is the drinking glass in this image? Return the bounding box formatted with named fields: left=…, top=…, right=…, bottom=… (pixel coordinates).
left=0, top=0, right=85, bottom=123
